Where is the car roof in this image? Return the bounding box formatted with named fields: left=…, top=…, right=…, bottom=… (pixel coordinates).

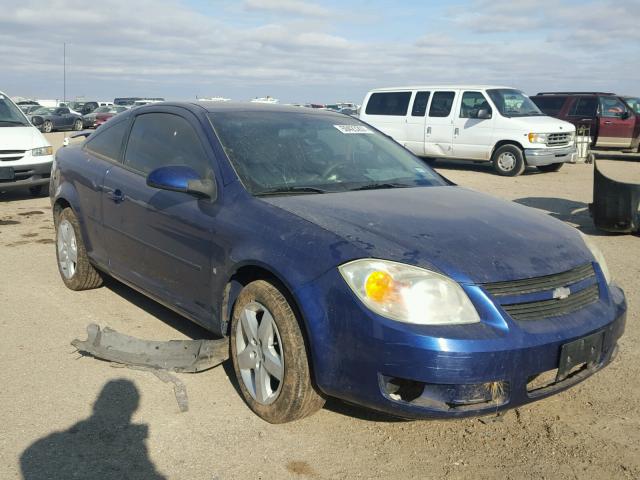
left=133, top=101, right=349, bottom=116
left=367, top=85, right=514, bottom=92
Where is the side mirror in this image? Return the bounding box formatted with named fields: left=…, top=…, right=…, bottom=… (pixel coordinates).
left=477, top=108, right=492, bottom=119
left=619, top=110, right=630, bottom=120
left=147, top=165, right=217, bottom=201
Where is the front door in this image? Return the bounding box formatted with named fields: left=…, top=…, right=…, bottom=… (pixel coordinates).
left=102, top=109, right=219, bottom=323
left=452, top=91, right=495, bottom=160
left=596, top=96, right=635, bottom=148
left=424, top=90, right=457, bottom=158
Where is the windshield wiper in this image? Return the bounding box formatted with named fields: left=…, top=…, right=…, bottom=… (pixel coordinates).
left=350, top=182, right=412, bottom=191
left=256, top=186, right=328, bottom=196
left=0, top=120, right=29, bottom=126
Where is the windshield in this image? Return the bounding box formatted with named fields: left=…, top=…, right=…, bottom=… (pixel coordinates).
left=208, top=111, right=446, bottom=195
left=94, top=106, right=112, bottom=113
left=32, top=107, right=56, bottom=115
left=487, top=89, right=545, bottom=117
left=0, top=95, right=30, bottom=126
left=624, top=97, right=640, bottom=114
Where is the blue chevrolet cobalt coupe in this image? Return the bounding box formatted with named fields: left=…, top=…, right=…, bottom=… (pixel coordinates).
left=51, top=102, right=626, bottom=423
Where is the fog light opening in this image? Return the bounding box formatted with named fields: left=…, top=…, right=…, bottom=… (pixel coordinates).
left=384, top=377, right=425, bottom=403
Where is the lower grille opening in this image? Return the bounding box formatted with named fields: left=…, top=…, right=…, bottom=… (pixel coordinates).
left=381, top=375, right=509, bottom=411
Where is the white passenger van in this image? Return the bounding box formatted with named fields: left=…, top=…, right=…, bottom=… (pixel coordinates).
left=360, top=85, right=576, bottom=176
left=0, top=91, right=53, bottom=195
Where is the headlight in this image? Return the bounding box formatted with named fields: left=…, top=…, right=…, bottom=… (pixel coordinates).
left=32, top=146, right=53, bottom=156
left=528, top=132, right=548, bottom=144
left=339, top=259, right=480, bottom=325
left=579, top=231, right=612, bottom=284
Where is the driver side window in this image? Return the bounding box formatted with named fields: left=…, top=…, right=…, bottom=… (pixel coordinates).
left=460, top=91, right=491, bottom=118
left=124, top=113, right=211, bottom=178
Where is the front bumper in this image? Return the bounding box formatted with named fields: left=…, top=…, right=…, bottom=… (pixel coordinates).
left=524, top=145, right=576, bottom=166
left=296, top=268, right=626, bottom=419
left=0, top=158, right=53, bottom=190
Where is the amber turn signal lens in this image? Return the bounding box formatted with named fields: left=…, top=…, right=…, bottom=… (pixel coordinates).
left=365, top=270, right=393, bottom=302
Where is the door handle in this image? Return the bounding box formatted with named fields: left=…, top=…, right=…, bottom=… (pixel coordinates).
left=604, top=121, right=612, bottom=125
left=107, top=189, right=125, bottom=203
left=454, top=127, right=459, bottom=136
left=426, top=126, right=432, bottom=135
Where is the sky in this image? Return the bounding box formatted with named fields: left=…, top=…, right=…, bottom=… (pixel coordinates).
left=1, top=0, right=638, bottom=104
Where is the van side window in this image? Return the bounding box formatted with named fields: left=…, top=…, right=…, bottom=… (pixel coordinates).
left=365, top=92, right=411, bottom=116
left=428, top=92, right=455, bottom=117
left=569, top=97, right=597, bottom=117
left=411, top=92, right=430, bottom=117
left=459, top=92, right=491, bottom=118
left=531, top=96, right=566, bottom=116
left=599, top=97, right=627, bottom=118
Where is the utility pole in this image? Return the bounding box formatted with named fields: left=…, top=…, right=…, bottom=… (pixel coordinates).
left=63, top=42, right=66, bottom=103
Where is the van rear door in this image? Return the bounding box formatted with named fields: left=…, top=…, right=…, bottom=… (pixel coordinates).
left=452, top=90, right=494, bottom=160
left=425, top=90, right=457, bottom=158
left=360, top=91, right=411, bottom=143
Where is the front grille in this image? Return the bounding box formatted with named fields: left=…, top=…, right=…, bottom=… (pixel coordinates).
left=501, top=284, right=599, bottom=321
left=483, top=263, right=600, bottom=321
left=483, top=263, right=595, bottom=297
left=546, top=133, right=571, bottom=146
left=0, top=150, right=26, bottom=162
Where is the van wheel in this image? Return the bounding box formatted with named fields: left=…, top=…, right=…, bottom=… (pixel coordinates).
left=230, top=280, right=325, bottom=423
left=492, top=145, right=525, bottom=176
left=55, top=207, right=103, bottom=290
left=537, top=163, right=564, bottom=173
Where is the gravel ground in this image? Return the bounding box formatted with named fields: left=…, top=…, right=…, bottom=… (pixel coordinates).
left=1, top=133, right=639, bottom=479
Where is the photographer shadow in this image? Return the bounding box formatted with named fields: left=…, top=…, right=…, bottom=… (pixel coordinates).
left=20, top=379, right=166, bottom=480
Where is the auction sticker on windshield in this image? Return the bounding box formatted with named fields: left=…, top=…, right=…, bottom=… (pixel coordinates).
left=334, top=125, right=373, bottom=134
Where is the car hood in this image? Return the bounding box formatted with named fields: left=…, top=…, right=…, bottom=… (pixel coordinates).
left=0, top=125, right=49, bottom=150
left=262, top=186, right=593, bottom=284
left=507, top=115, right=575, bottom=133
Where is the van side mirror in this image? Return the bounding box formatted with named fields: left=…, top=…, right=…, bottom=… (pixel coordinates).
left=477, top=109, right=492, bottom=119
left=147, top=165, right=217, bottom=201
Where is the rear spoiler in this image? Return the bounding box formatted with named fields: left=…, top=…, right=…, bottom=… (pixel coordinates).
left=589, top=159, right=640, bottom=233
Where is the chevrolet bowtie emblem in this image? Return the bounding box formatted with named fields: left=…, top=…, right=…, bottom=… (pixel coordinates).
left=553, top=286, right=571, bottom=300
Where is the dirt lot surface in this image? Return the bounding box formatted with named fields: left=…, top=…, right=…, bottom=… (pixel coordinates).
left=1, top=133, right=639, bottom=479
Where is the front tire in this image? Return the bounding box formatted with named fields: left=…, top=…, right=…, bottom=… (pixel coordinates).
left=492, top=144, right=525, bottom=176
left=73, top=119, right=83, bottom=131
left=230, top=280, right=325, bottom=423
left=537, top=163, right=564, bottom=173
left=42, top=120, right=53, bottom=133
left=55, top=208, right=103, bottom=290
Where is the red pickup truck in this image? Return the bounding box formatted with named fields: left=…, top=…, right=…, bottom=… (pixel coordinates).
left=530, top=92, right=640, bottom=152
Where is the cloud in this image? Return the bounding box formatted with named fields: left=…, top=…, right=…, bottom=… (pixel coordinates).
left=243, top=0, right=330, bottom=17
left=0, top=0, right=637, bottom=102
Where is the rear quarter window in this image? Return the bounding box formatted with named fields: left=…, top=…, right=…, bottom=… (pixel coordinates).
left=84, top=119, right=129, bottom=161
left=365, top=92, right=411, bottom=116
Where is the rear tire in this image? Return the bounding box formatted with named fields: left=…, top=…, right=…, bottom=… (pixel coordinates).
left=230, top=280, right=325, bottom=423
left=42, top=120, right=53, bottom=133
left=492, top=144, right=525, bottom=176
left=537, top=163, right=564, bottom=173
left=55, top=207, right=103, bottom=291
left=73, top=119, right=83, bottom=131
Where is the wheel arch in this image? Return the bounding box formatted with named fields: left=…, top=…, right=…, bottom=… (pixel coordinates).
left=491, top=139, right=525, bottom=159
left=220, top=262, right=320, bottom=385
